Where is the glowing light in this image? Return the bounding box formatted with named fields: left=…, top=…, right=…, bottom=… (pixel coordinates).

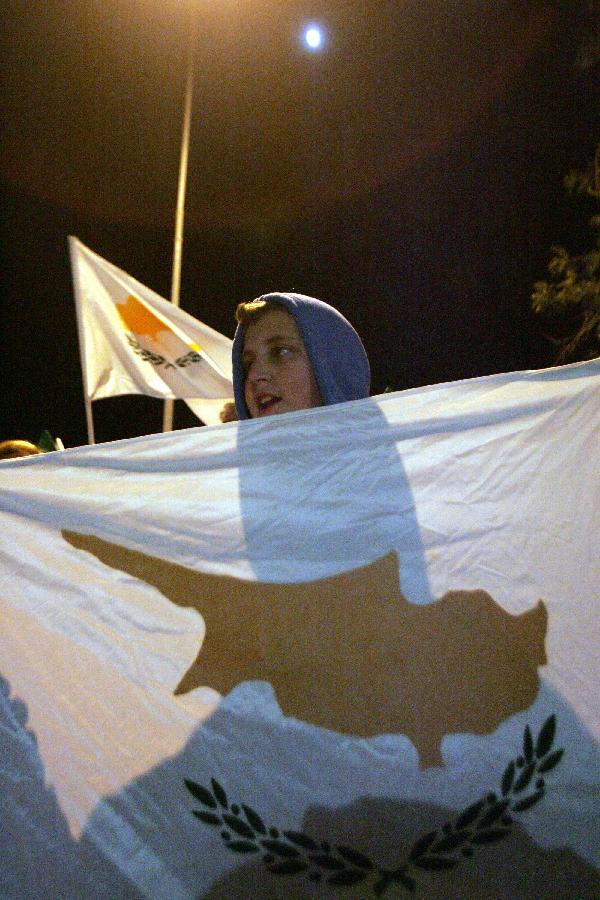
left=303, top=25, right=324, bottom=51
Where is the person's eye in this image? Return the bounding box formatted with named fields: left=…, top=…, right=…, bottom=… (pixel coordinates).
left=272, top=344, right=292, bottom=360
left=241, top=356, right=253, bottom=373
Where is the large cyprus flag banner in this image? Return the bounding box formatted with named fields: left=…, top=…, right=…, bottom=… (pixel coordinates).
left=1, top=361, right=599, bottom=899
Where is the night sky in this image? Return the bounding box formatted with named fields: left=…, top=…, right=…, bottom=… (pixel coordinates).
left=1, top=0, right=598, bottom=448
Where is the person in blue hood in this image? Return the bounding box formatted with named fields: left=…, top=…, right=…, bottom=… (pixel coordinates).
left=231, top=292, right=370, bottom=420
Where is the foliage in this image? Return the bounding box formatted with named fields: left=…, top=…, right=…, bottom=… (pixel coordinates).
left=531, top=143, right=600, bottom=363
left=37, top=430, right=64, bottom=452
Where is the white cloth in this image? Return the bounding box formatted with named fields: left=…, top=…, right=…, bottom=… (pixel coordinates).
left=1, top=359, right=598, bottom=898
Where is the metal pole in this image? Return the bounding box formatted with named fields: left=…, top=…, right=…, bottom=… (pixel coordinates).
left=68, top=236, right=96, bottom=445
left=163, top=1, right=199, bottom=433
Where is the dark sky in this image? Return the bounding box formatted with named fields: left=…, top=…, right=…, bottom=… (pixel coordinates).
left=1, top=0, right=598, bottom=447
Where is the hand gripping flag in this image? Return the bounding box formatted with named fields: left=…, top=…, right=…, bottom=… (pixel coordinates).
left=0, top=360, right=599, bottom=898
left=68, top=236, right=233, bottom=430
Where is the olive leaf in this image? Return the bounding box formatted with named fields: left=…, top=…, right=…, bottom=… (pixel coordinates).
left=283, top=830, right=318, bottom=851
left=456, top=799, right=485, bottom=830
left=227, top=840, right=258, bottom=853
left=327, top=869, right=369, bottom=886
left=336, top=845, right=374, bottom=869
left=222, top=813, right=254, bottom=839
left=501, top=760, right=515, bottom=795
left=538, top=749, right=563, bottom=773
left=523, top=726, right=534, bottom=763
left=535, top=715, right=556, bottom=758
left=184, top=779, right=217, bottom=809
left=242, top=804, right=267, bottom=835
left=261, top=839, right=300, bottom=858
left=211, top=778, right=228, bottom=809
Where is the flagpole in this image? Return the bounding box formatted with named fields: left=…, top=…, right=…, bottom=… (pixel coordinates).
left=68, top=236, right=96, bottom=445
left=163, top=1, right=199, bottom=433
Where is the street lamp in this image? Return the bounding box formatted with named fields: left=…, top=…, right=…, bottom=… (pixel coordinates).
left=303, top=25, right=324, bottom=51
left=163, top=1, right=200, bottom=433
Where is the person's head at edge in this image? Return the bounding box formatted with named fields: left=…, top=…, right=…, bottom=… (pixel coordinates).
left=232, top=293, right=370, bottom=420
left=0, top=439, right=43, bottom=461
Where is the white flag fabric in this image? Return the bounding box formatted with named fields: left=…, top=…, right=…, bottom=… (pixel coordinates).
left=69, top=236, right=233, bottom=426
left=1, top=360, right=599, bottom=899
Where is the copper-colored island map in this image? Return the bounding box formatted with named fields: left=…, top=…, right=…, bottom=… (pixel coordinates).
left=63, top=531, right=547, bottom=769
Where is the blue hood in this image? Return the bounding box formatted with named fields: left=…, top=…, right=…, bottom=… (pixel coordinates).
left=232, top=292, right=370, bottom=420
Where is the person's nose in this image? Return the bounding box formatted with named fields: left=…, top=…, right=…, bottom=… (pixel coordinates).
left=246, top=355, right=271, bottom=384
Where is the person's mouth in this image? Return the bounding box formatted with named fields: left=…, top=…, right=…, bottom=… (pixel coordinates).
left=255, top=393, right=281, bottom=416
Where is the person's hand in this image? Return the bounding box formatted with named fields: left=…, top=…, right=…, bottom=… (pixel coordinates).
left=219, top=400, right=238, bottom=423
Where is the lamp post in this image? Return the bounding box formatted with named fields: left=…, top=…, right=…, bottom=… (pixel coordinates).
left=162, top=0, right=200, bottom=433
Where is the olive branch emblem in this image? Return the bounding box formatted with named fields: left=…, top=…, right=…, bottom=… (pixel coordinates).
left=125, top=334, right=203, bottom=370
left=185, top=715, right=563, bottom=895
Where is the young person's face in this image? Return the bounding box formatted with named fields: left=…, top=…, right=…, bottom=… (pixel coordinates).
left=242, top=308, right=322, bottom=418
